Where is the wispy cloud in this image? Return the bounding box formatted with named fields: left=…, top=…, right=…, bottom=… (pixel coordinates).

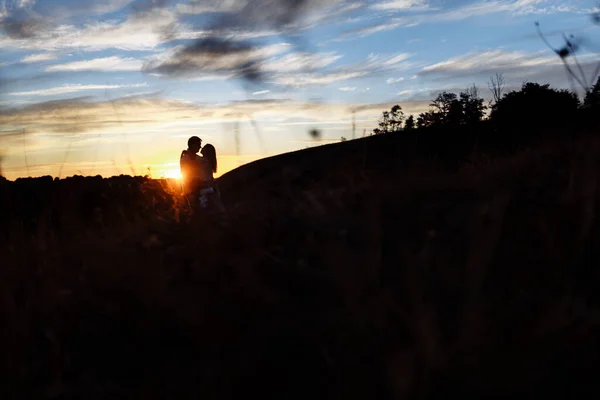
left=418, top=49, right=560, bottom=77
left=175, top=0, right=246, bottom=15
left=253, top=90, right=271, bottom=95
left=273, top=52, right=413, bottom=87
left=34, top=0, right=135, bottom=19
left=0, top=9, right=177, bottom=51
left=0, top=95, right=430, bottom=140
left=343, top=0, right=578, bottom=39
left=386, top=77, right=404, bottom=84
left=274, top=71, right=366, bottom=87
left=339, top=86, right=357, bottom=91
left=372, top=0, right=432, bottom=11
left=45, top=56, right=143, bottom=72
left=143, top=40, right=290, bottom=81
left=21, top=52, right=58, bottom=63
left=17, top=0, right=37, bottom=9
left=261, top=52, right=342, bottom=73
left=416, top=48, right=599, bottom=93
left=9, top=83, right=148, bottom=96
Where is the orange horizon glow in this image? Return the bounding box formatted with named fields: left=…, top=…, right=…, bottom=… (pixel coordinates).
left=0, top=153, right=266, bottom=181
left=161, top=168, right=183, bottom=180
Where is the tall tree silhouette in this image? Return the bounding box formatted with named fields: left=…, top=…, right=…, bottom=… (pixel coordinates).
left=417, top=92, right=456, bottom=128
left=374, top=105, right=404, bottom=134
left=431, top=92, right=458, bottom=116
left=460, top=85, right=487, bottom=125
left=488, top=73, right=506, bottom=106
left=404, top=115, right=415, bottom=130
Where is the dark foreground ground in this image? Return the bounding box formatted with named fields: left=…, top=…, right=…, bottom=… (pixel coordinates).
left=2, top=127, right=600, bottom=399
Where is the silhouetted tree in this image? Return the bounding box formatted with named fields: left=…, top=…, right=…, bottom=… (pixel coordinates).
left=460, top=85, right=487, bottom=124
left=416, top=92, right=456, bottom=128
left=583, top=77, right=600, bottom=109
left=417, top=88, right=485, bottom=128
left=446, top=97, right=464, bottom=126
left=488, top=73, right=505, bottom=106
left=404, top=114, right=415, bottom=130
left=490, top=82, right=579, bottom=129
left=430, top=92, right=458, bottom=116
left=375, top=104, right=404, bottom=134
left=417, top=110, right=442, bottom=128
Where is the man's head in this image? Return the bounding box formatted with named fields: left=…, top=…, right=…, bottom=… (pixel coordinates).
left=187, top=136, right=202, bottom=154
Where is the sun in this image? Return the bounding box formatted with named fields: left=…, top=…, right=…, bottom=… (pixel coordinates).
left=163, top=168, right=182, bottom=180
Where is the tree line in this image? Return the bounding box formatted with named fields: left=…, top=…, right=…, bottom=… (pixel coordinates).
left=371, top=75, right=600, bottom=135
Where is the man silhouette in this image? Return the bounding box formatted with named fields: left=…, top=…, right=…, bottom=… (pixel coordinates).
left=180, top=136, right=203, bottom=194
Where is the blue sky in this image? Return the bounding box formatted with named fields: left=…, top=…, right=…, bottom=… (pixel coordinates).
left=1, top=0, right=599, bottom=179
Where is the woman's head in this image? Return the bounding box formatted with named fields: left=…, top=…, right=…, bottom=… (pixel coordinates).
left=201, top=144, right=217, bottom=173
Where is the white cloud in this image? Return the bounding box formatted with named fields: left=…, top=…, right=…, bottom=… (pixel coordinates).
left=372, top=0, right=432, bottom=11
left=344, top=0, right=576, bottom=39
left=397, top=89, right=413, bottom=96
left=0, top=0, right=37, bottom=12
left=253, top=90, right=271, bottom=95
left=0, top=9, right=177, bottom=51
left=262, top=52, right=342, bottom=73
left=416, top=48, right=599, bottom=93
left=17, top=0, right=36, bottom=8
left=21, top=52, right=58, bottom=63
left=45, top=56, right=143, bottom=72
left=273, top=52, right=413, bottom=87
left=143, top=42, right=291, bottom=79
left=346, top=21, right=405, bottom=37
left=275, top=71, right=365, bottom=87
left=339, top=86, right=357, bottom=91
left=41, top=0, right=135, bottom=19
left=419, top=49, right=559, bottom=76
left=175, top=0, right=245, bottom=15
left=386, top=77, right=405, bottom=84
left=9, top=83, right=148, bottom=96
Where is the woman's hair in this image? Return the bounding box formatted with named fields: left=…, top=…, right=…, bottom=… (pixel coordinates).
left=201, top=144, right=217, bottom=173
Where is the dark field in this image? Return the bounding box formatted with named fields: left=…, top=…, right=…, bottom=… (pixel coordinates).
left=2, top=127, right=600, bottom=399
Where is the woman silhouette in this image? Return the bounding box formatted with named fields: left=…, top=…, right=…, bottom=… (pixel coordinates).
left=197, top=144, right=225, bottom=212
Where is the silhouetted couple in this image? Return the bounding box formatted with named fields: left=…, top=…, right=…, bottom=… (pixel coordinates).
left=180, top=136, right=225, bottom=212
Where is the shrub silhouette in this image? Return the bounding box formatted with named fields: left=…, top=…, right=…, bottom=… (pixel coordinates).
left=490, top=82, right=579, bottom=131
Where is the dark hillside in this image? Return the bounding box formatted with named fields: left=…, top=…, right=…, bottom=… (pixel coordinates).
left=218, top=124, right=477, bottom=206
left=2, top=124, right=600, bottom=399
left=217, top=119, right=585, bottom=207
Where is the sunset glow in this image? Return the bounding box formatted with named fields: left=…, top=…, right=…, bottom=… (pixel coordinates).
left=162, top=169, right=182, bottom=181
left=0, top=1, right=597, bottom=180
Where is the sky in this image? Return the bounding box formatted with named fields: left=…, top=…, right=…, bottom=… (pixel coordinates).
left=0, top=0, right=599, bottom=180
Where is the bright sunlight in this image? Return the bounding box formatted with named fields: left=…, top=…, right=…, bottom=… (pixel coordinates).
left=163, top=168, right=182, bottom=180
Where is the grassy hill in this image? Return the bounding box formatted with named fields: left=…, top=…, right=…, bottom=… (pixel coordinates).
left=1, top=126, right=600, bottom=399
